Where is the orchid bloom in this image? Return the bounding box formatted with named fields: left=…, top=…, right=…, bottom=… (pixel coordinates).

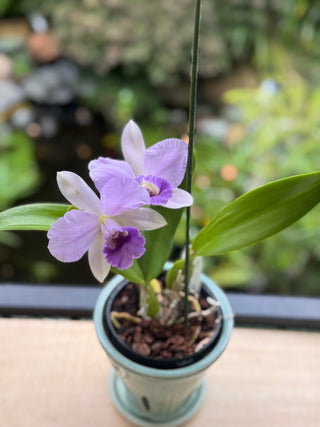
left=89, top=120, right=193, bottom=209
left=47, top=171, right=167, bottom=282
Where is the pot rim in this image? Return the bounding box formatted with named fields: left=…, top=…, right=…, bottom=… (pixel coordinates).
left=94, top=262, right=234, bottom=379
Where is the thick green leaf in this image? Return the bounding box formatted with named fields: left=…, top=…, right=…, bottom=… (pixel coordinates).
left=192, top=171, right=320, bottom=256
left=0, top=203, right=69, bottom=231
left=138, top=206, right=184, bottom=283
left=111, top=260, right=145, bottom=285
left=136, top=155, right=193, bottom=283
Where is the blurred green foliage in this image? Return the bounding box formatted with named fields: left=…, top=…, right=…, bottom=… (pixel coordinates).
left=0, top=130, right=40, bottom=257
left=185, top=77, right=320, bottom=295
left=0, top=131, right=40, bottom=210
left=79, top=71, right=169, bottom=128
left=16, top=0, right=320, bottom=86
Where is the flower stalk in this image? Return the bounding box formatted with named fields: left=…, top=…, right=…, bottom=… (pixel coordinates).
left=184, top=0, right=202, bottom=330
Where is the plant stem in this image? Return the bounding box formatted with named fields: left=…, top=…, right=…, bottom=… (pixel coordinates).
left=184, top=0, right=202, bottom=331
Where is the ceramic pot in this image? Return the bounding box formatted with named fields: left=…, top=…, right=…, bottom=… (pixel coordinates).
left=94, top=265, right=233, bottom=427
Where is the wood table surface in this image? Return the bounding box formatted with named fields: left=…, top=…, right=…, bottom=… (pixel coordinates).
left=0, top=318, right=319, bottom=427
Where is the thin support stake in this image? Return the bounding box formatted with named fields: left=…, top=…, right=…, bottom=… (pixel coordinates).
left=184, top=0, right=202, bottom=331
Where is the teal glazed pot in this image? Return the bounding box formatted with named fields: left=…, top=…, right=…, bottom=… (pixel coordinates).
left=94, top=265, right=234, bottom=427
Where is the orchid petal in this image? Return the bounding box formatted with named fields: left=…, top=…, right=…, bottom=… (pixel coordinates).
left=57, top=171, right=100, bottom=214
left=100, top=177, right=149, bottom=216
left=164, top=188, right=193, bottom=209
left=113, top=207, right=167, bottom=230
left=89, top=157, right=135, bottom=192
left=88, top=231, right=111, bottom=282
left=143, top=138, right=188, bottom=187
left=47, top=210, right=100, bottom=262
left=121, top=120, right=145, bottom=176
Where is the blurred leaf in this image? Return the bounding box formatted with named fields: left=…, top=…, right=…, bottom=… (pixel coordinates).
left=0, top=231, right=22, bottom=248
left=0, top=0, right=11, bottom=16
left=0, top=132, right=40, bottom=210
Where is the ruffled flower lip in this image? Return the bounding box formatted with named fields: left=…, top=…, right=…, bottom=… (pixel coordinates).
left=137, top=174, right=173, bottom=205
left=103, top=226, right=146, bottom=270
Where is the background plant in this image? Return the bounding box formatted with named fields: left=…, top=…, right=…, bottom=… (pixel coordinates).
left=15, top=0, right=320, bottom=86
left=185, top=74, right=320, bottom=296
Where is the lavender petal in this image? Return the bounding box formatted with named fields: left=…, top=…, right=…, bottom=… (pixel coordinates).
left=47, top=210, right=100, bottom=262
left=89, top=157, right=135, bottom=192
left=143, top=138, right=188, bottom=187
left=100, top=177, right=149, bottom=216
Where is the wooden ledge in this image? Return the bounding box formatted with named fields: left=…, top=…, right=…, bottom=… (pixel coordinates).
left=0, top=318, right=319, bottom=426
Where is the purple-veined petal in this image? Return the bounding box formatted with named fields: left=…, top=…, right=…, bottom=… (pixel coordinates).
left=88, top=231, right=111, bottom=282
left=113, top=207, right=167, bottom=230
left=57, top=171, right=100, bottom=214
left=100, top=177, right=149, bottom=217
left=138, top=174, right=173, bottom=206
left=103, top=226, right=145, bottom=270
left=143, top=138, right=188, bottom=187
left=164, top=188, right=193, bottom=209
left=89, top=157, right=135, bottom=192
left=121, top=120, right=145, bottom=176
left=47, top=210, right=100, bottom=262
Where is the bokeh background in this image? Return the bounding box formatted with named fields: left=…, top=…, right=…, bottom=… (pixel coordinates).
left=1, top=0, right=320, bottom=296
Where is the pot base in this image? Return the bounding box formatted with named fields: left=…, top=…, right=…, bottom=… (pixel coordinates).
left=109, top=368, right=207, bottom=427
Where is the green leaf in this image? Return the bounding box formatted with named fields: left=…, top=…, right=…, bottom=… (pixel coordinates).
left=0, top=203, right=69, bottom=231
left=136, top=155, right=193, bottom=283
left=165, top=258, right=186, bottom=289
left=112, top=260, right=145, bottom=285
left=137, top=206, right=184, bottom=283
left=192, top=171, right=320, bottom=256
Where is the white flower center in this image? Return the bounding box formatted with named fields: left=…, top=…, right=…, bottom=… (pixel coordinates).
left=141, top=179, right=160, bottom=197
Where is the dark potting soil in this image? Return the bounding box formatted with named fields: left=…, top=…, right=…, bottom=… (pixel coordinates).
left=110, top=283, right=220, bottom=360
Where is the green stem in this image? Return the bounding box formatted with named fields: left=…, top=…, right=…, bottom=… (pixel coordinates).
left=184, top=0, right=202, bottom=331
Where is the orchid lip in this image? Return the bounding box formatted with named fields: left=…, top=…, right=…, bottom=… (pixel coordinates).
left=103, top=226, right=146, bottom=270
left=141, top=179, right=160, bottom=196
left=108, top=229, right=129, bottom=249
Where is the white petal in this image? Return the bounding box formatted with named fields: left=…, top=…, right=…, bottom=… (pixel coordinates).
left=164, top=188, right=193, bottom=209
left=57, top=171, right=101, bottom=214
left=88, top=232, right=111, bottom=283
left=113, top=207, right=167, bottom=230
left=121, top=120, right=145, bottom=176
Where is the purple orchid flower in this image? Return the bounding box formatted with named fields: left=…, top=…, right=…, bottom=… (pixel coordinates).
left=47, top=171, right=167, bottom=282
left=88, top=120, right=193, bottom=209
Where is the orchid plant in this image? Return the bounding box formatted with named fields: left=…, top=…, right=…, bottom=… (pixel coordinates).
left=1, top=0, right=320, bottom=328
left=1, top=118, right=320, bottom=324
